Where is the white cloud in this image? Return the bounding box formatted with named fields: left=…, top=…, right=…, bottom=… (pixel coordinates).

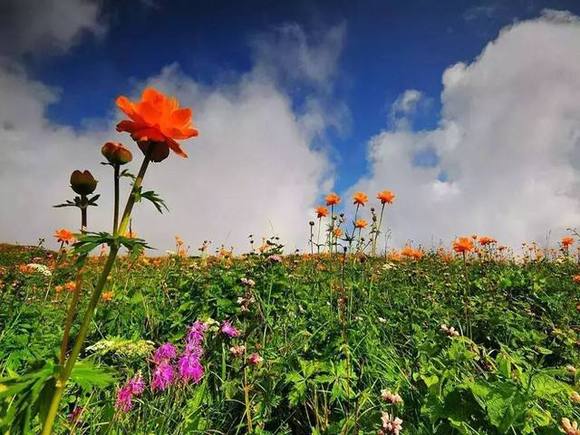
left=0, top=25, right=344, bottom=253
left=351, top=12, right=580, bottom=249
left=0, top=0, right=105, bottom=56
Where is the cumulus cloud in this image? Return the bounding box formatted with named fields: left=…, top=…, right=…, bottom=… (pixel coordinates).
left=0, top=0, right=105, bottom=56
left=351, top=11, right=580, bottom=249
left=0, top=24, right=344, bottom=253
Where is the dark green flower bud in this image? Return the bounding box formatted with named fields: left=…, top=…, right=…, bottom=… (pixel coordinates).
left=70, top=170, right=97, bottom=195
left=137, top=140, right=170, bottom=162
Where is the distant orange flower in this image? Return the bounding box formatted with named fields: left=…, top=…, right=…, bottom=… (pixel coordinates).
left=18, top=264, right=31, bottom=273
left=101, top=291, right=113, bottom=302
left=64, top=281, right=77, bottom=292
left=377, top=190, right=395, bottom=205
left=354, top=219, right=368, bottom=229
left=315, top=206, right=329, bottom=218
left=55, top=285, right=64, bottom=293
left=400, top=245, right=424, bottom=260
left=561, top=236, right=574, bottom=248
left=573, top=275, right=580, bottom=284
left=387, top=251, right=403, bottom=262
left=453, top=237, right=474, bottom=254
left=352, top=192, right=368, bottom=206
left=325, top=193, right=341, bottom=206
left=54, top=228, right=75, bottom=245
left=478, top=236, right=497, bottom=246
left=116, top=87, right=198, bottom=160
left=333, top=228, right=343, bottom=238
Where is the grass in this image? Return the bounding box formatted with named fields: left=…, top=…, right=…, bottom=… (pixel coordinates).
left=0, top=243, right=579, bottom=434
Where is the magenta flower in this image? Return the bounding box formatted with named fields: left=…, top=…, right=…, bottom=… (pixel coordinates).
left=153, top=342, right=177, bottom=364
left=185, top=321, right=207, bottom=356
left=151, top=361, right=175, bottom=391
left=221, top=320, right=239, bottom=338
left=178, top=353, right=204, bottom=384
left=68, top=406, right=83, bottom=423
left=128, top=374, right=145, bottom=395
left=115, top=385, right=134, bottom=413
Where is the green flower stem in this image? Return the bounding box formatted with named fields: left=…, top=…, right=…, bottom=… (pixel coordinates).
left=113, top=163, right=120, bottom=234
left=58, top=270, right=84, bottom=365
left=371, top=203, right=385, bottom=256
left=42, top=155, right=151, bottom=435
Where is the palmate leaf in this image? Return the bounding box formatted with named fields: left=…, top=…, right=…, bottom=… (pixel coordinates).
left=134, top=187, right=169, bottom=214
left=69, top=360, right=115, bottom=390
left=0, top=361, right=57, bottom=433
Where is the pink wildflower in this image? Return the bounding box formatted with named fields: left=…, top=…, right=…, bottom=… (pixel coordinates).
left=230, top=345, right=246, bottom=358
left=68, top=406, right=83, bottom=423
left=128, top=374, right=145, bottom=395
left=379, top=412, right=403, bottom=435
left=247, top=352, right=263, bottom=366
left=381, top=389, right=403, bottom=404
left=221, top=320, right=240, bottom=338
left=151, top=361, right=175, bottom=391
left=153, top=342, right=177, bottom=364
left=178, top=353, right=204, bottom=384
left=115, top=385, right=134, bottom=413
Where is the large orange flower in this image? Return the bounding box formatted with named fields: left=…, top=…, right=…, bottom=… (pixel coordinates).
left=377, top=190, right=395, bottom=204
left=54, top=228, right=75, bottom=245
left=325, top=193, right=341, bottom=206
left=453, top=237, right=474, bottom=254
left=116, top=87, right=198, bottom=160
left=352, top=192, right=368, bottom=206
left=561, top=236, right=574, bottom=248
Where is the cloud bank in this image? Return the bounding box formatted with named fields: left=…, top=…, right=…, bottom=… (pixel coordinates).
left=352, top=11, right=580, bottom=249
left=0, top=23, right=344, bottom=253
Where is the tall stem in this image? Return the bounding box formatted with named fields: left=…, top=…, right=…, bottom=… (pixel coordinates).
left=371, top=203, right=385, bottom=256
left=80, top=195, right=87, bottom=234
left=42, top=155, right=150, bottom=435
left=113, top=164, right=120, bottom=234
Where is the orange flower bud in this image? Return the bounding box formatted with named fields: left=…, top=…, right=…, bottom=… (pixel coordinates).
left=70, top=170, right=97, bottom=195
left=101, top=142, right=133, bottom=165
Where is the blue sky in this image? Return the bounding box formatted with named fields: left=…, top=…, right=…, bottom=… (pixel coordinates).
left=25, top=0, right=580, bottom=192
left=3, top=0, right=580, bottom=250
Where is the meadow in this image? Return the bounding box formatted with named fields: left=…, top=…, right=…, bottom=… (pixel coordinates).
left=0, top=87, right=578, bottom=434
left=0, top=237, right=579, bottom=434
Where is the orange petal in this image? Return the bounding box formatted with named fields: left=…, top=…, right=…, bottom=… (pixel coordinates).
left=170, top=108, right=192, bottom=127
left=136, top=101, right=162, bottom=125
left=116, top=120, right=138, bottom=133
left=166, top=137, right=188, bottom=158
left=131, top=127, right=166, bottom=142
left=116, top=96, right=135, bottom=116
left=141, top=87, right=164, bottom=104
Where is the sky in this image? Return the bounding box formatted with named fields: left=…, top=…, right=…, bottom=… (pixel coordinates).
left=1, top=0, right=580, bottom=253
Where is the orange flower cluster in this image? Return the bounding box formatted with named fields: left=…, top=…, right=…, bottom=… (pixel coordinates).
left=453, top=237, right=474, bottom=254
left=400, top=245, right=424, bottom=260
left=561, top=236, right=575, bottom=248
left=478, top=236, right=497, bottom=246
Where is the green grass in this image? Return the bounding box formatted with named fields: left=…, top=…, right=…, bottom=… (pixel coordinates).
left=0, top=246, right=579, bottom=434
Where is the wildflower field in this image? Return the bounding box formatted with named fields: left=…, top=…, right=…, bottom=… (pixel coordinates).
left=0, top=87, right=579, bottom=435
left=1, top=237, right=580, bottom=434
